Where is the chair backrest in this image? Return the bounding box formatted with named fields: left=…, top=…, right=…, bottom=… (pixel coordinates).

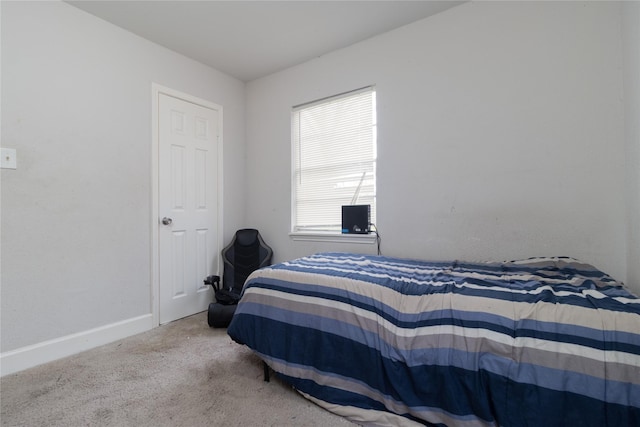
left=221, top=229, right=273, bottom=293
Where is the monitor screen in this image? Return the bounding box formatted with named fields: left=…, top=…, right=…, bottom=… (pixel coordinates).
left=342, top=205, right=370, bottom=234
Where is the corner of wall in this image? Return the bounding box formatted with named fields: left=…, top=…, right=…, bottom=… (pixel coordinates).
left=621, top=1, right=640, bottom=295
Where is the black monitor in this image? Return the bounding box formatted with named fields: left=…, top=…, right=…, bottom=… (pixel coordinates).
left=342, top=205, right=370, bottom=234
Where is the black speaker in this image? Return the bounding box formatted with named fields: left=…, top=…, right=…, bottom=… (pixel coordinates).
left=342, top=205, right=370, bottom=234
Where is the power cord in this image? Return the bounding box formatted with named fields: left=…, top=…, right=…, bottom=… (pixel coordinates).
left=370, top=223, right=382, bottom=255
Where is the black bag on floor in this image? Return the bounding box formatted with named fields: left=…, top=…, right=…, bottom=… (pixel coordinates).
left=203, top=276, right=239, bottom=328
left=207, top=303, right=237, bottom=328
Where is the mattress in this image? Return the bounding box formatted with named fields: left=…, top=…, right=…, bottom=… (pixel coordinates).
left=227, top=252, right=640, bottom=426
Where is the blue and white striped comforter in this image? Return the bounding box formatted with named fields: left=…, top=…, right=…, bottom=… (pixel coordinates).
left=227, top=253, right=640, bottom=426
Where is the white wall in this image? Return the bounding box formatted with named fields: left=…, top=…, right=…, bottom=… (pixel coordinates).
left=622, top=1, right=640, bottom=296
left=1, top=1, right=246, bottom=355
left=246, top=1, right=630, bottom=286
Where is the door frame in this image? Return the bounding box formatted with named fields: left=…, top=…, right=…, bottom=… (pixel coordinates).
left=151, top=83, right=224, bottom=327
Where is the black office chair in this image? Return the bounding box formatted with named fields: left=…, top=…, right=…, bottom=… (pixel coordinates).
left=204, top=229, right=273, bottom=327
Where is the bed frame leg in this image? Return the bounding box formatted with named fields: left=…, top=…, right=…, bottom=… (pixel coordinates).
left=263, top=361, right=270, bottom=382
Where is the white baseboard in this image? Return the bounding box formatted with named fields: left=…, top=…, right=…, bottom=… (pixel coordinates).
left=0, top=313, right=154, bottom=377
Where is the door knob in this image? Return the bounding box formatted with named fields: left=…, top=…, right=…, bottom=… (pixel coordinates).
left=161, top=217, right=173, bottom=225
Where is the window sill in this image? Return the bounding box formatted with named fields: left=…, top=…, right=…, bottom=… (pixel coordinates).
left=289, top=232, right=377, bottom=244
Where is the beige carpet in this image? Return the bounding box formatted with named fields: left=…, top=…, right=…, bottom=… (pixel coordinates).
left=0, top=312, right=355, bottom=426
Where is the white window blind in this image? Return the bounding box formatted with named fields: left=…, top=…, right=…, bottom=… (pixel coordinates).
left=292, top=87, right=376, bottom=233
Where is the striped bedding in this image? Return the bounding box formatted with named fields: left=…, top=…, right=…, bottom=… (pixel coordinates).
left=226, top=252, right=640, bottom=426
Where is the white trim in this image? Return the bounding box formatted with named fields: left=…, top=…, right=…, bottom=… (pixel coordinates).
left=0, top=314, right=154, bottom=377
left=151, top=83, right=224, bottom=327
left=289, top=232, right=377, bottom=244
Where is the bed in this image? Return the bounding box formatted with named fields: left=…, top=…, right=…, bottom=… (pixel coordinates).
left=226, top=252, right=640, bottom=426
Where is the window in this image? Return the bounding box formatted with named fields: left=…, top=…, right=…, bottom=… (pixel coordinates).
left=292, top=87, right=376, bottom=234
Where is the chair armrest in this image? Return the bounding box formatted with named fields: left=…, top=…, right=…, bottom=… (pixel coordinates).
left=203, top=275, right=221, bottom=290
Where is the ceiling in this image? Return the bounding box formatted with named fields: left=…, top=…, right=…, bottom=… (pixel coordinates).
left=67, top=1, right=464, bottom=82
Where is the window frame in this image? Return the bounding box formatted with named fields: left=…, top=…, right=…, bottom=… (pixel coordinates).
left=289, top=86, right=377, bottom=242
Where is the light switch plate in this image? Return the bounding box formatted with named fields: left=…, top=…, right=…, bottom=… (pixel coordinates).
left=1, top=148, right=17, bottom=169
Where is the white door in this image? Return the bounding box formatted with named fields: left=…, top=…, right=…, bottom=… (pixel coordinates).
left=158, top=93, right=220, bottom=324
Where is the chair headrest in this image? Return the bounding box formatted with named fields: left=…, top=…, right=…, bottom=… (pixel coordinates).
left=235, top=229, right=259, bottom=246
